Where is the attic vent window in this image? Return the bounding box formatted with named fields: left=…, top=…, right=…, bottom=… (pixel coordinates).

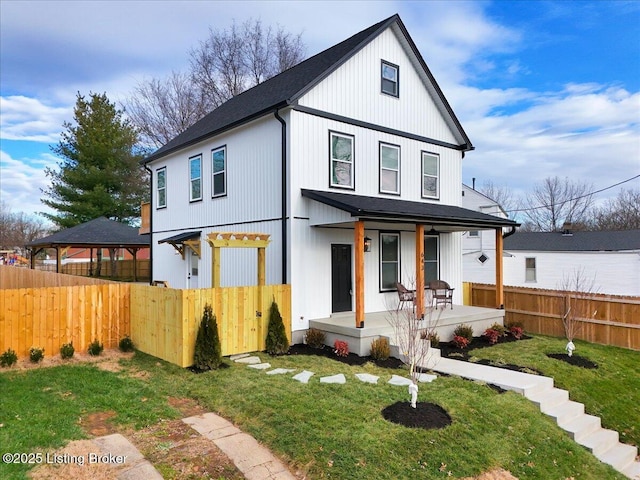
left=477, top=253, right=489, bottom=264
left=381, top=61, right=399, bottom=97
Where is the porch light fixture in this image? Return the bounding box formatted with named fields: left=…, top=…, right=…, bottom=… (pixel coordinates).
left=364, top=237, right=372, bottom=252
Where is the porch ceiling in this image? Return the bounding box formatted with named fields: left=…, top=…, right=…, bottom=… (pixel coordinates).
left=301, top=189, right=519, bottom=231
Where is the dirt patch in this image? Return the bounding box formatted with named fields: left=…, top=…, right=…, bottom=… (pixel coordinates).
left=381, top=401, right=452, bottom=429
left=5, top=349, right=134, bottom=372
left=546, top=353, right=598, bottom=369
left=460, top=468, right=519, bottom=480
left=167, top=396, right=207, bottom=417
left=79, top=411, right=118, bottom=437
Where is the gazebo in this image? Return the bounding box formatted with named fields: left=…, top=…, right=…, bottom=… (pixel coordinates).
left=27, top=217, right=150, bottom=281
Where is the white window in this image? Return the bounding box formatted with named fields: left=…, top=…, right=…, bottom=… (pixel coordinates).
left=381, top=61, right=399, bottom=97
left=423, top=235, right=439, bottom=283
left=380, top=143, right=400, bottom=194
left=380, top=232, right=400, bottom=291
left=525, top=257, right=537, bottom=282
left=468, top=230, right=479, bottom=237
left=189, top=155, right=202, bottom=202
left=156, top=167, right=166, bottom=208
left=421, top=151, right=439, bottom=199
left=212, top=146, right=226, bottom=197
left=330, top=132, right=354, bottom=189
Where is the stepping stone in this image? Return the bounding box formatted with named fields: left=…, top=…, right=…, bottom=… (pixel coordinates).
left=229, top=353, right=250, bottom=361
left=266, top=368, right=296, bottom=375
left=355, top=373, right=379, bottom=384
left=248, top=363, right=271, bottom=370
left=388, top=375, right=413, bottom=386
left=417, top=373, right=437, bottom=383
left=234, top=356, right=262, bottom=364
left=292, top=370, right=314, bottom=384
left=320, top=374, right=346, bottom=384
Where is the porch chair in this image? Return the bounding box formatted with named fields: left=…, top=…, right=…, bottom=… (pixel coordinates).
left=428, top=280, right=454, bottom=310
left=395, top=282, right=416, bottom=311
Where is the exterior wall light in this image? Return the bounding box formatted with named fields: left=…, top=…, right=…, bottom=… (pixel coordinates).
left=364, top=236, right=372, bottom=252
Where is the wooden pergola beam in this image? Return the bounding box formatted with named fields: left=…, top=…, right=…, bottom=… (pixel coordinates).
left=206, top=232, right=271, bottom=288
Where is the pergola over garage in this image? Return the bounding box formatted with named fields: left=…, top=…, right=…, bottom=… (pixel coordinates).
left=27, top=217, right=150, bottom=281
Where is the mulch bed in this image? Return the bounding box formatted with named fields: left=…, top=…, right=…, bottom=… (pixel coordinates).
left=382, top=401, right=452, bottom=429
left=285, top=343, right=405, bottom=369
left=546, top=353, right=598, bottom=369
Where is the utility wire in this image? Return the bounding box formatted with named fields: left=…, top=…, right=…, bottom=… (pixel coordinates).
left=504, top=174, right=640, bottom=213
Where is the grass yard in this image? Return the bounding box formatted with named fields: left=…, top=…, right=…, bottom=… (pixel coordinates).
left=2, top=340, right=631, bottom=480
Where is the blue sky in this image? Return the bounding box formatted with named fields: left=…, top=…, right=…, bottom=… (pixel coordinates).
left=1, top=0, right=639, bottom=221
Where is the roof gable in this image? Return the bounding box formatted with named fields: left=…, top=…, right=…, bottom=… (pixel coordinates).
left=144, top=14, right=471, bottom=163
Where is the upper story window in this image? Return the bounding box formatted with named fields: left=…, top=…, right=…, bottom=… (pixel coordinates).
left=525, top=257, right=537, bottom=282
left=329, top=131, right=354, bottom=189
left=421, top=151, right=439, bottom=199
left=212, top=146, right=226, bottom=197
left=381, top=61, right=399, bottom=97
left=189, top=155, right=202, bottom=202
left=379, top=143, right=400, bottom=195
left=156, top=167, right=166, bottom=209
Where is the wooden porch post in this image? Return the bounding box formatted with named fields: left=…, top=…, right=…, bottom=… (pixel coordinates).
left=495, top=228, right=504, bottom=309
left=415, top=224, right=425, bottom=318
left=355, top=220, right=365, bottom=328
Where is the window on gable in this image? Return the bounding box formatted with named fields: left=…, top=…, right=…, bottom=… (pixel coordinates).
left=423, top=235, right=439, bottom=283
left=525, top=257, right=537, bottom=282
left=212, top=146, right=226, bottom=197
left=156, top=167, right=166, bottom=209
left=330, top=131, right=354, bottom=189
left=381, top=61, right=399, bottom=97
left=421, top=151, right=439, bottom=199
left=380, top=232, right=400, bottom=291
left=189, top=155, right=202, bottom=202
left=379, top=143, right=400, bottom=194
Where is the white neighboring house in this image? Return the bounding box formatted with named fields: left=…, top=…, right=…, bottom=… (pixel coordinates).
left=142, top=14, right=518, bottom=343
left=502, top=229, right=640, bottom=296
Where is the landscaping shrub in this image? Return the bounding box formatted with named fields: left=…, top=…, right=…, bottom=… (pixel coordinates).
left=483, top=328, right=501, bottom=345
left=305, top=328, right=326, bottom=349
left=453, top=324, right=473, bottom=343
left=265, top=300, right=289, bottom=355
left=452, top=335, right=470, bottom=349
left=29, top=346, right=45, bottom=363
left=509, top=325, right=524, bottom=340
left=60, top=342, right=75, bottom=359
left=489, top=322, right=506, bottom=336
left=334, top=340, right=349, bottom=357
left=0, top=348, right=18, bottom=367
left=193, top=303, right=222, bottom=371
left=420, top=330, right=440, bottom=348
left=119, top=335, right=135, bottom=352
left=87, top=339, right=104, bottom=356
left=370, top=337, right=390, bottom=361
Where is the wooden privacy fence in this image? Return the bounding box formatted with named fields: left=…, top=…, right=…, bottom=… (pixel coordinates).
left=0, top=265, right=115, bottom=289
left=130, top=284, right=291, bottom=367
left=0, top=283, right=131, bottom=357
left=468, top=283, right=640, bottom=350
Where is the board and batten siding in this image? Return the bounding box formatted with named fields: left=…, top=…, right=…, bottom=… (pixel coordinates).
left=298, top=28, right=459, bottom=145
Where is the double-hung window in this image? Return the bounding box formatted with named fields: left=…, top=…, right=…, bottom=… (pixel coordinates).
left=423, top=235, right=439, bottom=283
left=189, top=155, right=202, bottom=202
left=381, top=61, right=399, bottom=97
left=525, top=257, right=537, bottom=282
left=156, top=167, right=166, bottom=208
left=330, top=131, right=354, bottom=189
left=212, top=146, right=226, bottom=197
left=380, top=232, right=400, bottom=291
left=421, top=151, right=439, bottom=199
left=379, top=143, right=400, bottom=194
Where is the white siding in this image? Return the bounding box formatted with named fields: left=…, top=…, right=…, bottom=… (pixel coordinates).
left=298, top=28, right=459, bottom=145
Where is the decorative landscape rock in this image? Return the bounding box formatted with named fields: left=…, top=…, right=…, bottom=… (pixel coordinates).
left=234, top=356, right=262, bottom=365
left=320, top=374, right=346, bottom=384
left=229, top=353, right=250, bottom=361
left=355, top=373, right=379, bottom=384
left=248, top=363, right=271, bottom=370
left=417, top=373, right=437, bottom=383
left=266, top=368, right=296, bottom=375
left=292, top=370, right=314, bottom=384
left=388, top=375, right=413, bottom=386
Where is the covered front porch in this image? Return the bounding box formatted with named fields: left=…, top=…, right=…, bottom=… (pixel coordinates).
left=309, top=304, right=505, bottom=357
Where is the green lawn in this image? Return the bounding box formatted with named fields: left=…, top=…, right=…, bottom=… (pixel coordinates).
left=1, top=336, right=635, bottom=480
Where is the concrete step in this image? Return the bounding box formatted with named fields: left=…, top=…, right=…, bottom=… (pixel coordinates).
left=525, top=387, right=569, bottom=410
left=578, top=428, right=618, bottom=456
left=622, top=458, right=640, bottom=479
left=560, top=414, right=601, bottom=442
left=597, top=442, right=638, bottom=474
left=544, top=400, right=584, bottom=425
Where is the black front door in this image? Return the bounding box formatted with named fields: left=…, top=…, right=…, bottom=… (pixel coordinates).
left=331, top=244, right=352, bottom=313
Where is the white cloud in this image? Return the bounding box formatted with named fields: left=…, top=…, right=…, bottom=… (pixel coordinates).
left=0, top=96, right=70, bottom=143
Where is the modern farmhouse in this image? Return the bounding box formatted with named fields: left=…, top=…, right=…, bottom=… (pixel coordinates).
left=142, top=14, right=519, bottom=346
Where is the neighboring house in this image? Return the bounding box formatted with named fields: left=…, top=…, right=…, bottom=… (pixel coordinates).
left=142, top=14, right=518, bottom=341
left=502, top=229, right=640, bottom=296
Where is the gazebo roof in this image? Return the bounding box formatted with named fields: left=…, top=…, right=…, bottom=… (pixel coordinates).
left=27, top=217, right=150, bottom=249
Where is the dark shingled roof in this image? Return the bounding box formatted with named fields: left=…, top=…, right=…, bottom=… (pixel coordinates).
left=301, top=189, right=519, bottom=229
left=27, top=217, right=150, bottom=248
left=504, top=230, right=640, bottom=252
left=144, top=14, right=472, bottom=163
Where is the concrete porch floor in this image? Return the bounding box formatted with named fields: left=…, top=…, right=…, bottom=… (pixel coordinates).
left=309, top=304, right=505, bottom=356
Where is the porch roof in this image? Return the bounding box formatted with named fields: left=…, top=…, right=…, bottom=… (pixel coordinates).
left=158, top=231, right=201, bottom=244
left=301, top=189, right=520, bottom=230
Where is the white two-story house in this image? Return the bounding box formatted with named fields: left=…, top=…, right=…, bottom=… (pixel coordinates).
left=142, top=14, right=519, bottom=345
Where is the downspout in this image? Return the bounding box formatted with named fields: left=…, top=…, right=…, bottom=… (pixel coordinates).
left=274, top=109, right=288, bottom=284
left=143, top=163, right=153, bottom=285
left=502, top=225, right=517, bottom=238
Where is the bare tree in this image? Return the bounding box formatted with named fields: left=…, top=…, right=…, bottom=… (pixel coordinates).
left=519, top=176, right=594, bottom=232
left=591, top=188, right=640, bottom=231
left=478, top=180, right=516, bottom=215
left=558, top=268, right=598, bottom=357
left=0, top=201, right=50, bottom=254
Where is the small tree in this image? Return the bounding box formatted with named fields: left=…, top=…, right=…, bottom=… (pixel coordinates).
left=194, top=304, right=222, bottom=370
left=265, top=299, right=289, bottom=355
left=559, top=268, right=598, bottom=356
